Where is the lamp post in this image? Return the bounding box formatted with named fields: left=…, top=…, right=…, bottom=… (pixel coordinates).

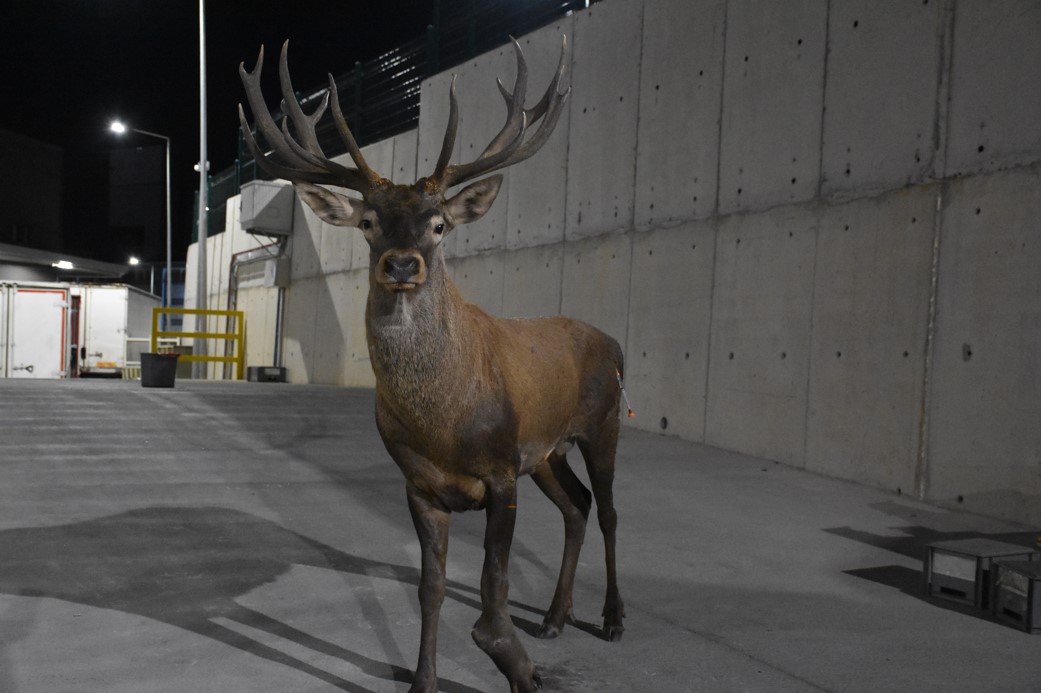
left=109, top=121, right=172, bottom=310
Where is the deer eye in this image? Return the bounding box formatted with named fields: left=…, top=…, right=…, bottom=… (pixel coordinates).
left=360, top=218, right=372, bottom=230
left=433, top=223, right=445, bottom=236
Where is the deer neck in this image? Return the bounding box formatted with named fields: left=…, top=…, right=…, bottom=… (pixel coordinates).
left=365, top=253, right=469, bottom=403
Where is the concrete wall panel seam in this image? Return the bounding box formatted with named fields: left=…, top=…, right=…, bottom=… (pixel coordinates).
left=914, top=0, right=957, bottom=499
left=914, top=184, right=946, bottom=500
left=622, top=0, right=648, bottom=358
left=712, top=0, right=729, bottom=222
left=702, top=0, right=730, bottom=438
left=557, top=22, right=575, bottom=317
left=800, top=206, right=821, bottom=468
left=814, top=0, right=831, bottom=199
left=935, top=0, right=957, bottom=180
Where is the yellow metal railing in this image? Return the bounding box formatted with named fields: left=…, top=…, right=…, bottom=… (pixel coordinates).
left=150, top=307, right=245, bottom=380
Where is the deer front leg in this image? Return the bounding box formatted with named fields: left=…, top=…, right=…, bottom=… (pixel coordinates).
left=471, top=481, right=540, bottom=692
left=406, top=486, right=450, bottom=693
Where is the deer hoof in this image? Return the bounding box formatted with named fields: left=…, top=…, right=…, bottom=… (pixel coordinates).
left=407, top=681, right=437, bottom=693
left=536, top=621, right=563, bottom=639
left=603, top=623, right=625, bottom=642
left=509, top=670, right=543, bottom=692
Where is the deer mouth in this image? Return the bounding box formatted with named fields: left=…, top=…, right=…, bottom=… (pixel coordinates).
left=385, top=281, right=418, bottom=292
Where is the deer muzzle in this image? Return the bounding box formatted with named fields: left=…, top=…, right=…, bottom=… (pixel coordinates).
left=377, top=250, right=427, bottom=291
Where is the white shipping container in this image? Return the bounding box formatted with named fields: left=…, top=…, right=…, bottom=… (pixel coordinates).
left=0, top=285, right=6, bottom=378
left=73, top=285, right=161, bottom=376
left=2, top=282, right=70, bottom=379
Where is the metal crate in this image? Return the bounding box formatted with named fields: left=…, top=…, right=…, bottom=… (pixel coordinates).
left=991, top=560, right=1041, bottom=633
left=924, top=538, right=1038, bottom=609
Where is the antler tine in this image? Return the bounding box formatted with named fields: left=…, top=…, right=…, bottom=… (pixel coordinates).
left=240, top=46, right=315, bottom=171
left=328, top=76, right=384, bottom=186
left=278, top=41, right=325, bottom=157
left=238, top=43, right=376, bottom=193
left=519, top=34, right=569, bottom=128
left=238, top=104, right=344, bottom=186
left=431, top=76, right=460, bottom=178
left=480, top=37, right=529, bottom=158
left=432, top=35, right=570, bottom=192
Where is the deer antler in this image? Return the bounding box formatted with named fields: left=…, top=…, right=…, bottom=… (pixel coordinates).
left=238, top=41, right=385, bottom=193
left=425, top=36, right=570, bottom=193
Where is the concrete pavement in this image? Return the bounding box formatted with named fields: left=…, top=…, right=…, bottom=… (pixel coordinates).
left=0, top=378, right=1038, bottom=692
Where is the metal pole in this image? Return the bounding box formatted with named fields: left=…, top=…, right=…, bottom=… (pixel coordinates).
left=164, top=137, right=172, bottom=310
left=195, top=0, right=209, bottom=379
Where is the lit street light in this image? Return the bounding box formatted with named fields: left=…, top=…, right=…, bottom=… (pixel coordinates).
left=109, top=120, right=172, bottom=310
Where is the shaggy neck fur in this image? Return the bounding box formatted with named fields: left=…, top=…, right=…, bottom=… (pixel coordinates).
left=366, top=251, right=465, bottom=417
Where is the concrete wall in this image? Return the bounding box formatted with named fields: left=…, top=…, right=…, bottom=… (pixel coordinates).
left=189, top=0, right=1041, bottom=525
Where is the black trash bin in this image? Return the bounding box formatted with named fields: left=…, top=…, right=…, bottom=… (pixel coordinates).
left=141, top=352, right=180, bottom=388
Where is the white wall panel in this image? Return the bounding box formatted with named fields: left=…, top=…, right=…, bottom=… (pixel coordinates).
left=238, top=286, right=277, bottom=367
left=945, top=0, right=1041, bottom=176
left=448, top=253, right=505, bottom=317
left=452, top=47, right=514, bottom=256
left=390, top=129, right=419, bottom=185
left=566, top=0, right=643, bottom=239
left=282, top=276, right=319, bottom=383
left=706, top=205, right=817, bottom=465
left=718, top=0, right=827, bottom=214
left=183, top=244, right=198, bottom=311
left=342, top=268, right=375, bottom=388
left=506, top=18, right=574, bottom=250
left=626, top=222, right=715, bottom=440
left=311, top=272, right=351, bottom=385
left=290, top=196, right=324, bottom=280
left=928, top=166, right=1041, bottom=524
left=636, top=0, right=725, bottom=228
left=821, top=0, right=942, bottom=195
left=560, top=233, right=633, bottom=349
left=502, top=243, right=564, bottom=318
left=806, top=186, right=936, bottom=493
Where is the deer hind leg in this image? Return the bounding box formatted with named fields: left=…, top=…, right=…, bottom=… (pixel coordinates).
left=531, top=452, right=591, bottom=639
left=471, top=480, right=541, bottom=692
left=579, top=417, right=625, bottom=642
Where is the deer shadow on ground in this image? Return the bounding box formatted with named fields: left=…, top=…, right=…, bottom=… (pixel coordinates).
left=0, top=506, right=509, bottom=693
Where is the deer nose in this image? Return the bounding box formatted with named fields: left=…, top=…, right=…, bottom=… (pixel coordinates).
left=378, top=250, right=427, bottom=288
left=385, top=255, right=419, bottom=282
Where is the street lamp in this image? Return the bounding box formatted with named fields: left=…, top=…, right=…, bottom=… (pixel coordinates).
left=109, top=120, right=172, bottom=310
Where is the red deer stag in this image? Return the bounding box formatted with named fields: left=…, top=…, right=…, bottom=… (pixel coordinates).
left=239, top=37, right=624, bottom=692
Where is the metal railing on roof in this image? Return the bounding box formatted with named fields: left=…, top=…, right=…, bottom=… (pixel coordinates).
left=194, top=0, right=597, bottom=241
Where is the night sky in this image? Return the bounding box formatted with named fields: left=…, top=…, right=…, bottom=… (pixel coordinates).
left=1, top=0, right=434, bottom=262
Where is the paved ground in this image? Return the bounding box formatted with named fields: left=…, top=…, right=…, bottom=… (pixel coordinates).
left=0, top=378, right=1038, bottom=693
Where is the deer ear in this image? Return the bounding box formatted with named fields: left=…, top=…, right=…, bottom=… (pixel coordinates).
left=444, top=175, right=503, bottom=226
left=295, top=183, right=365, bottom=227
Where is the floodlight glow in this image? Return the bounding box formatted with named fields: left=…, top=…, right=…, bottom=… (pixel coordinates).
left=109, top=121, right=128, bottom=135
left=52, top=260, right=74, bottom=270
left=129, top=256, right=140, bottom=266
